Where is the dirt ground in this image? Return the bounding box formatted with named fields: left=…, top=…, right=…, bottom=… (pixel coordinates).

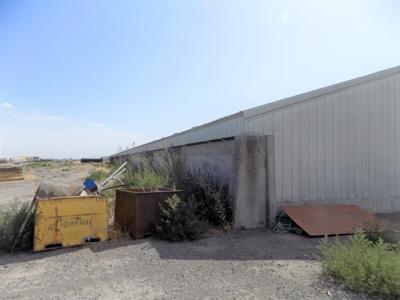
left=0, top=180, right=38, bottom=206
left=28, top=161, right=97, bottom=197
left=0, top=230, right=370, bottom=300
left=0, top=162, right=96, bottom=205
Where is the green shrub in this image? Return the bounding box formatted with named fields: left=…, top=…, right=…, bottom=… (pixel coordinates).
left=89, top=169, right=111, bottom=182
left=318, top=233, right=400, bottom=298
left=156, top=195, right=208, bottom=242
left=89, top=162, right=124, bottom=183
left=178, top=169, right=233, bottom=228
left=0, top=201, right=34, bottom=252
left=124, top=152, right=233, bottom=229
left=133, top=152, right=234, bottom=227
left=125, top=159, right=167, bottom=188
left=156, top=149, right=180, bottom=188
left=362, top=220, right=395, bottom=244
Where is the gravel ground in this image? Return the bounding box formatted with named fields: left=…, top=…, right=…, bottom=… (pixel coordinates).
left=0, top=230, right=367, bottom=300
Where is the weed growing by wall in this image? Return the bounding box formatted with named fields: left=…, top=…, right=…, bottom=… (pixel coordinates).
left=124, top=159, right=167, bottom=188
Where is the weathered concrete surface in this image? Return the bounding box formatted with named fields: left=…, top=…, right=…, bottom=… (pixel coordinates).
left=0, top=230, right=363, bottom=300
left=180, top=139, right=235, bottom=186
left=233, top=135, right=268, bottom=229
left=121, top=139, right=236, bottom=187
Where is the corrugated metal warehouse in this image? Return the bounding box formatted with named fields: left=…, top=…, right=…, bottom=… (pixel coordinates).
left=112, top=66, right=400, bottom=229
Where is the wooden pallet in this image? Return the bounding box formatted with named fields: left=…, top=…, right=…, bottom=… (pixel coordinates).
left=0, top=167, right=24, bottom=182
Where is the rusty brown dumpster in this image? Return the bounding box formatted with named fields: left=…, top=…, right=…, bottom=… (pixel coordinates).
left=114, top=188, right=183, bottom=239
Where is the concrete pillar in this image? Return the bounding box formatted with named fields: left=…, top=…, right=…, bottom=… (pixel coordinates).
left=266, top=135, right=276, bottom=228
left=233, top=135, right=269, bottom=229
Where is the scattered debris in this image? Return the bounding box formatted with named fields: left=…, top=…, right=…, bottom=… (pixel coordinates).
left=272, top=211, right=303, bottom=234
left=76, top=162, right=127, bottom=196
left=97, top=162, right=127, bottom=193
left=279, top=204, right=379, bottom=236
left=82, top=178, right=98, bottom=194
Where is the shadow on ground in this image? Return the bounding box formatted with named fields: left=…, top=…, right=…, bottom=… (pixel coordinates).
left=147, top=229, right=321, bottom=261
left=89, top=228, right=325, bottom=262
left=1, top=213, right=398, bottom=267
left=0, top=238, right=148, bottom=266
left=0, top=229, right=321, bottom=266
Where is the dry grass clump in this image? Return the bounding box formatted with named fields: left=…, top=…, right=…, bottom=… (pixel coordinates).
left=0, top=201, right=34, bottom=252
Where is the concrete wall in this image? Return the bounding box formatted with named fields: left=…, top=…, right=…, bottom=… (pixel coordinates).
left=178, top=135, right=271, bottom=229
left=118, top=139, right=237, bottom=186
left=114, top=136, right=271, bottom=229
left=179, top=140, right=236, bottom=186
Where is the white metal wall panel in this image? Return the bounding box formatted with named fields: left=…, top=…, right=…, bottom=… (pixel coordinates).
left=245, top=72, right=400, bottom=213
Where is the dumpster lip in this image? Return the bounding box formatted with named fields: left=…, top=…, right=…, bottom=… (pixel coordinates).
left=116, top=188, right=184, bottom=195
left=37, top=195, right=104, bottom=201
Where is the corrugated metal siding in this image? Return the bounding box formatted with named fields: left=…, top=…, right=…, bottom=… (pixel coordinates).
left=245, top=72, right=400, bottom=212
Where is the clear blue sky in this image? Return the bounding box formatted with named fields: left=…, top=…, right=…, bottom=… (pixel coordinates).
left=0, top=0, right=399, bottom=158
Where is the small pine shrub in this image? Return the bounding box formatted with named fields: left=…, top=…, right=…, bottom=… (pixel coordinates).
left=178, top=169, right=233, bottom=228
left=318, top=233, right=400, bottom=298
left=0, top=201, right=34, bottom=252
left=156, top=195, right=208, bottom=242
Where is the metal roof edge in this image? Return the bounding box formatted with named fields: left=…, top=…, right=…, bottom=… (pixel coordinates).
left=244, top=65, right=400, bottom=119
left=110, top=111, right=244, bottom=157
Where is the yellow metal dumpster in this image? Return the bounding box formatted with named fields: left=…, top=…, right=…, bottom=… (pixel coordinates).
left=34, top=196, right=108, bottom=252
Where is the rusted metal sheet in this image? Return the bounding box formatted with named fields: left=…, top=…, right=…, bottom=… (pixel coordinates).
left=114, top=188, right=183, bottom=239
left=282, top=204, right=377, bottom=236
